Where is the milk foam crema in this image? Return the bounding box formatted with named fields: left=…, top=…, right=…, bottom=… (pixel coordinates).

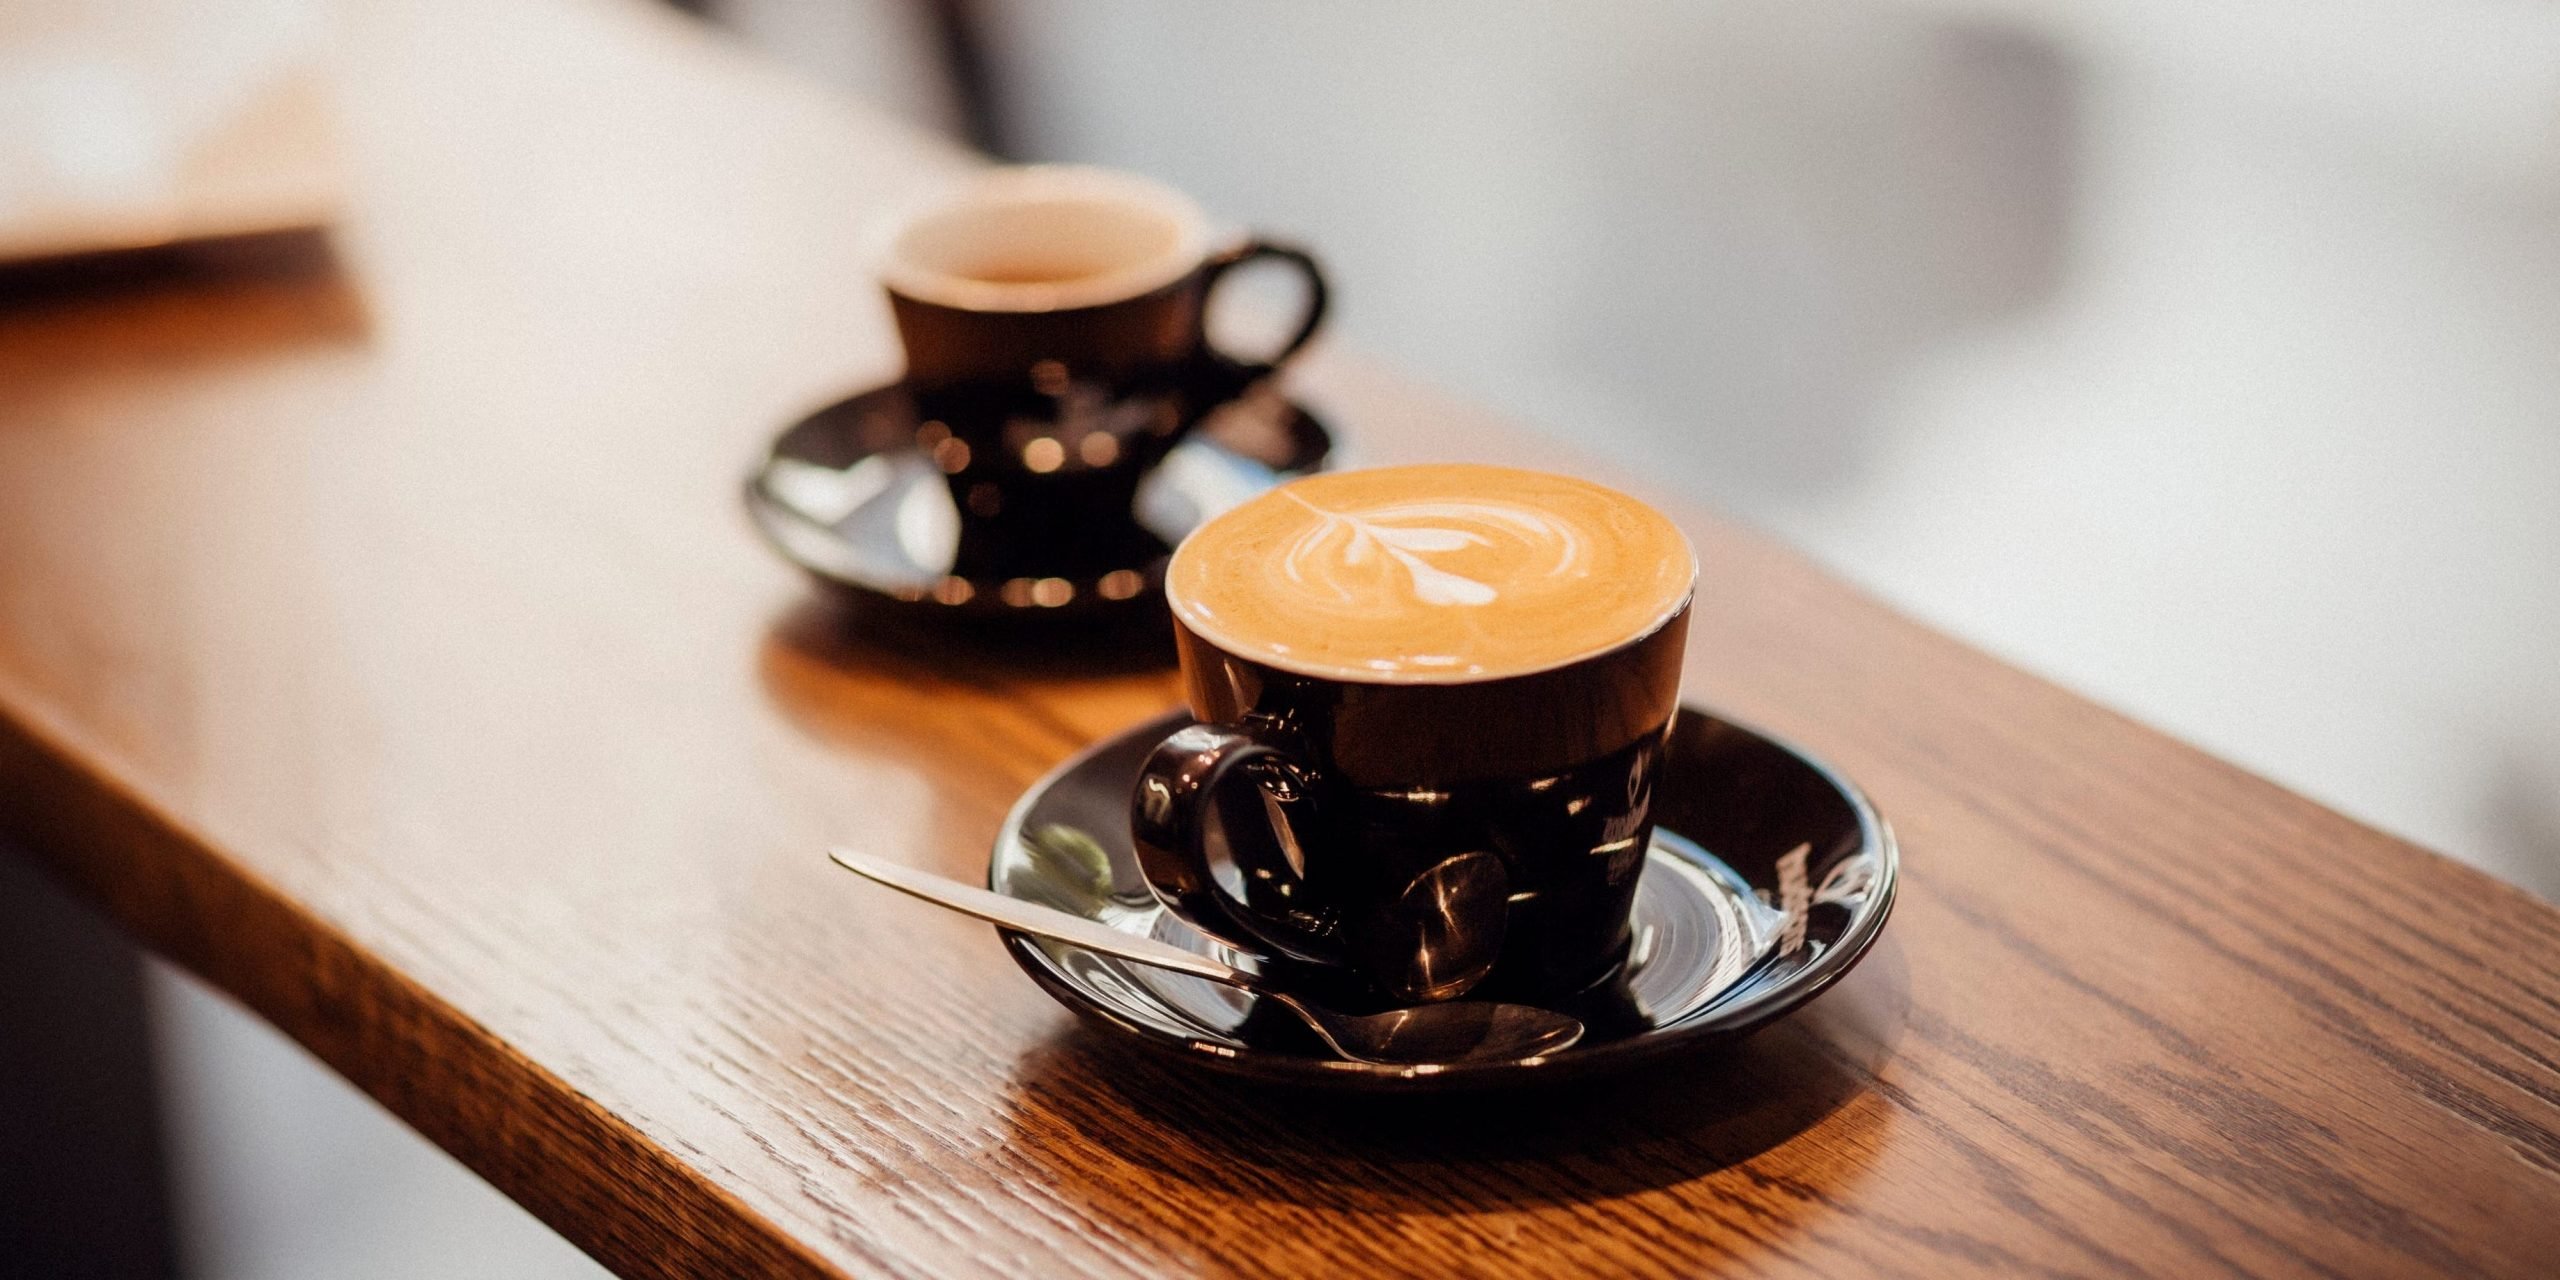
left=1167, top=464, right=1697, bottom=683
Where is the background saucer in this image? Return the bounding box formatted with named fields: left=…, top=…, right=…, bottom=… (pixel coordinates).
left=745, top=381, right=1331, bottom=622
left=988, top=705, right=1898, bottom=1091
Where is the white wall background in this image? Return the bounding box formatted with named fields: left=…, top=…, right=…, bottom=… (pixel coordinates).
left=150, top=2, right=2560, bottom=1275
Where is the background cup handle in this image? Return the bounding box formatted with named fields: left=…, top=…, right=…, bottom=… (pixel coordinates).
left=1129, top=721, right=1344, bottom=967
left=1196, top=239, right=1329, bottom=377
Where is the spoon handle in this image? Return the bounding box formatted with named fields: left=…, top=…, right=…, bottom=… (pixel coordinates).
left=828, top=848, right=1248, bottom=987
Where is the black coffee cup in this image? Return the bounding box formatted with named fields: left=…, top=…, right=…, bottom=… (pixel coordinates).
left=883, top=166, right=1325, bottom=393
left=1130, top=489, right=1695, bottom=1003
left=879, top=167, right=1326, bottom=582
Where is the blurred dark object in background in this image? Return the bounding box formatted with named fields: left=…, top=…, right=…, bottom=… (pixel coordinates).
left=0, top=852, right=179, bottom=1280
left=0, top=226, right=337, bottom=309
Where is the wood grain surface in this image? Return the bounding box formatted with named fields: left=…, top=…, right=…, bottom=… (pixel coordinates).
left=4, top=1, right=2557, bottom=1276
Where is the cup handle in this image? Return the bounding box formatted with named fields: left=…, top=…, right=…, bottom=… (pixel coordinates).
left=1196, top=240, right=1330, bottom=378
left=1129, top=721, right=1345, bottom=966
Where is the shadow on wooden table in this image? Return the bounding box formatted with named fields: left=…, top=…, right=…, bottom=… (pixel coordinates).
left=758, top=597, right=1185, bottom=866
left=1000, top=935, right=1908, bottom=1213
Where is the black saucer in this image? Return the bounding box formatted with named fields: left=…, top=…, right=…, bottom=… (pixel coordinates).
left=745, top=380, right=1332, bottom=621
left=988, top=705, right=1898, bottom=1091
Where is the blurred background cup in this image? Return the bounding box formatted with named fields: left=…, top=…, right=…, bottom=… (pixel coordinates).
left=882, top=163, right=1326, bottom=391
left=878, top=164, right=1328, bottom=583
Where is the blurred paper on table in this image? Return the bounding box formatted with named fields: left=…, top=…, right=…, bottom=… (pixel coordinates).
left=0, top=0, right=339, bottom=264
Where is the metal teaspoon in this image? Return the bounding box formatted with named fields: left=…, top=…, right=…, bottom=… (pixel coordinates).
left=828, top=848, right=1585, bottom=1067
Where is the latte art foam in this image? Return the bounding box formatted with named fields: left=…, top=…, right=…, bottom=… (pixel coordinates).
left=1169, top=465, right=1696, bottom=682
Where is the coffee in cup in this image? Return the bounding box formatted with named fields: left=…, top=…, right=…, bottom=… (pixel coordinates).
left=1132, top=463, right=1696, bottom=1002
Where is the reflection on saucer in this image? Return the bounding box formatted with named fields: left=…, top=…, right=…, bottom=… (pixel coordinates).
left=985, top=704, right=1898, bottom=1092
left=746, top=380, right=1333, bottom=622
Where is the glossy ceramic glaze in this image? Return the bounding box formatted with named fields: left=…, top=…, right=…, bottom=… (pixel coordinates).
left=997, top=705, right=1895, bottom=1090
left=1137, top=605, right=1691, bottom=1001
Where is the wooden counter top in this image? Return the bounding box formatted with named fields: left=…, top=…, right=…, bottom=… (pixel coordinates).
left=4, top=2, right=2555, bottom=1275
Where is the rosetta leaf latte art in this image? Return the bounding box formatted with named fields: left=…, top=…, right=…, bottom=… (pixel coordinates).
left=1168, top=464, right=1695, bottom=681
left=1279, top=493, right=1582, bottom=610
